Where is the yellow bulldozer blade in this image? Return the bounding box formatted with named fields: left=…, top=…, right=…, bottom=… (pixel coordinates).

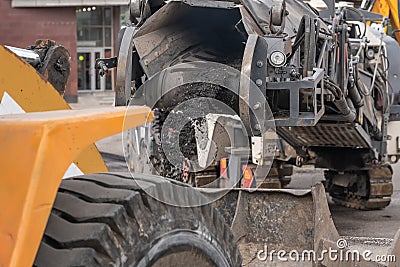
left=0, top=45, right=107, bottom=174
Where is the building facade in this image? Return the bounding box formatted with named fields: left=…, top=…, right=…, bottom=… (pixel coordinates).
left=0, top=0, right=128, bottom=102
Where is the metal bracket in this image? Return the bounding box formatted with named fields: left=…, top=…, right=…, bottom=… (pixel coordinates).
left=240, top=34, right=268, bottom=135
left=95, top=57, right=118, bottom=77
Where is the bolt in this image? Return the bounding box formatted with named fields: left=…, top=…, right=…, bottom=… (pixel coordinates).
left=256, top=61, right=263, bottom=68
left=254, top=124, right=261, bottom=130
left=256, top=79, right=263, bottom=87
left=253, top=103, right=261, bottom=110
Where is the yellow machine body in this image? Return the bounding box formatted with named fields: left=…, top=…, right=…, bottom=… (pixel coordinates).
left=0, top=46, right=153, bottom=266
left=371, top=0, right=400, bottom=43
left=0, top=45, right=107, bottom=174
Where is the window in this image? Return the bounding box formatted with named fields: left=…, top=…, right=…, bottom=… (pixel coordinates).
left=76, top=7, right=113, bottom=47
left=76, top=6, right=114, bottom=91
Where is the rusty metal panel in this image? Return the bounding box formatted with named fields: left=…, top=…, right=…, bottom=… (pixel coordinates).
left=213, top=184, right=341, bottom=265
left=214, top=188, right=315, bottom=251
left=239, top=191, right=314, bottom=249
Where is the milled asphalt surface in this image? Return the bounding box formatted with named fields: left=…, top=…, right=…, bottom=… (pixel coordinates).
left=288, top=166, right=400, bottom=240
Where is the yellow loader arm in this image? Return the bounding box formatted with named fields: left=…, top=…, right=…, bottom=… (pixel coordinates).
left=0, top=107, right=152, bottom=267
left=0, top=45, right=108, bottom=174
left=371, top=0, right=400, bottom=43
left=0, top=45, right=153, bottom=266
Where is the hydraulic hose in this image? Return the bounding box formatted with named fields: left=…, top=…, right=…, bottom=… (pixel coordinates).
left=332, top=96, right=357, bottom=122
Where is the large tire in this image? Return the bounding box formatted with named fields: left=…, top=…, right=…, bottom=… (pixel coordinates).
left=127, top=46, right=241, bottom=184
left=34, top=173, right=242, bottom=267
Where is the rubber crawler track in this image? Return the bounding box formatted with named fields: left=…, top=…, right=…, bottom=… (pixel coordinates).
left=327, top=166, right=393, bottom=210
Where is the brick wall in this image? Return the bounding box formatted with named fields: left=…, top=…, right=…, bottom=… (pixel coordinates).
left=0, top=1, right=78, bottom=102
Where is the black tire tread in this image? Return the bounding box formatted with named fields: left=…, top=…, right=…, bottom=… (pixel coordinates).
left=34, top=172, right=241, bottom=266
left=34, top=242, right=108, bottom=267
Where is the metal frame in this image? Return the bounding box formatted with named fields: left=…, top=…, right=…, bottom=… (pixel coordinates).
left=266, top=68, right=325, bottom=127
